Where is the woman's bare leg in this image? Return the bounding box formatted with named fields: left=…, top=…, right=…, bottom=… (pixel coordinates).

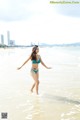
left=35, top=73, right=39, bottom=94
left=30, top=83, right=35, bottom=92
left=31, top=72, right=39, bottom=94
left=35, top=80, right=39, bottom=94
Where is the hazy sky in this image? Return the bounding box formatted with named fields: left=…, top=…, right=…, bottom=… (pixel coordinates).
left=0, top=0, right=80, bottom=45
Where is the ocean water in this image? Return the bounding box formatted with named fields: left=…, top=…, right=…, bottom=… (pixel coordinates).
left=0, top=46, right=80, bottom=120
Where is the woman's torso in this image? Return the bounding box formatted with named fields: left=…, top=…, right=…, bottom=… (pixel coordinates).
left=31, top=55, right=41, bottom=69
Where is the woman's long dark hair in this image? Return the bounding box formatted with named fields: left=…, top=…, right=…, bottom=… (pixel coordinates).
left=31, top=45, right=38, bottom=60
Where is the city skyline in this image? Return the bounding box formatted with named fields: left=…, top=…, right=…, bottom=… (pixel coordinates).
left=1, top=30, right=80, bottom=47
left=0, top=31, right=15, bottom=46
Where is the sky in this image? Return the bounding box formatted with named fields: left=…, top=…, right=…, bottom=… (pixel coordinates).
left=0, top=0, right=80, bottom=45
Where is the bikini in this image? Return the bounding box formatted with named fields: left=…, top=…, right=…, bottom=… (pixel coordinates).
left=31, top=58, right=41, bottom=74
left=32, top=59, right=41, bottom=64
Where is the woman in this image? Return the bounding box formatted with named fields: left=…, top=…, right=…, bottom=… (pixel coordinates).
left=17, top=45, right=51, bottom=95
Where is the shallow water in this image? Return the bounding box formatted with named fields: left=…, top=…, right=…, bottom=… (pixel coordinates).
left=0, top=47, right=80, bottom=120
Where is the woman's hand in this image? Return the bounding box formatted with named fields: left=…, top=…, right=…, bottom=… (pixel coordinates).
left=47, top=67, right=52, bottom=69
left=17, top=66, right=22, bottom=70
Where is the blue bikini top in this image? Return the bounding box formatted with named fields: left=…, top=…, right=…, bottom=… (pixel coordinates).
left=32, top=58, right=41, bottom=64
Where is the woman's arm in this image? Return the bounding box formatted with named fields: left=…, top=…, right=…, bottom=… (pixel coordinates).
left=17, top=56, right=31, bottom=70
left=40, top=56, right=51, bottom=69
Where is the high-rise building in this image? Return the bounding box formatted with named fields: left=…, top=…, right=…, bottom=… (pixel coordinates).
left=7, top=31, right=10, bottom=46
left=9, top=40, right=15, bottom=46
left=1, top=34, right=4, bottom=45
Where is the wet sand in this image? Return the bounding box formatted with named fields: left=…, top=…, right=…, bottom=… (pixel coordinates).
left=0, top=47, right=80, bottom=120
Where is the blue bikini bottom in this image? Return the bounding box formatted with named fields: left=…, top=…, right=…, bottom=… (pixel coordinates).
left=31, top=68, right=39, bottom=74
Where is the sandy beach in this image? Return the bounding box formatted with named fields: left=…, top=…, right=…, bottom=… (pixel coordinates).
left=0, top=47, right=80, bottom=120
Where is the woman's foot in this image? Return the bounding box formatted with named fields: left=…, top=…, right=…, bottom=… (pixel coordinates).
left=30, top=83, right=35, bottom=93
left=30, top=89, right=33, bottom=93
